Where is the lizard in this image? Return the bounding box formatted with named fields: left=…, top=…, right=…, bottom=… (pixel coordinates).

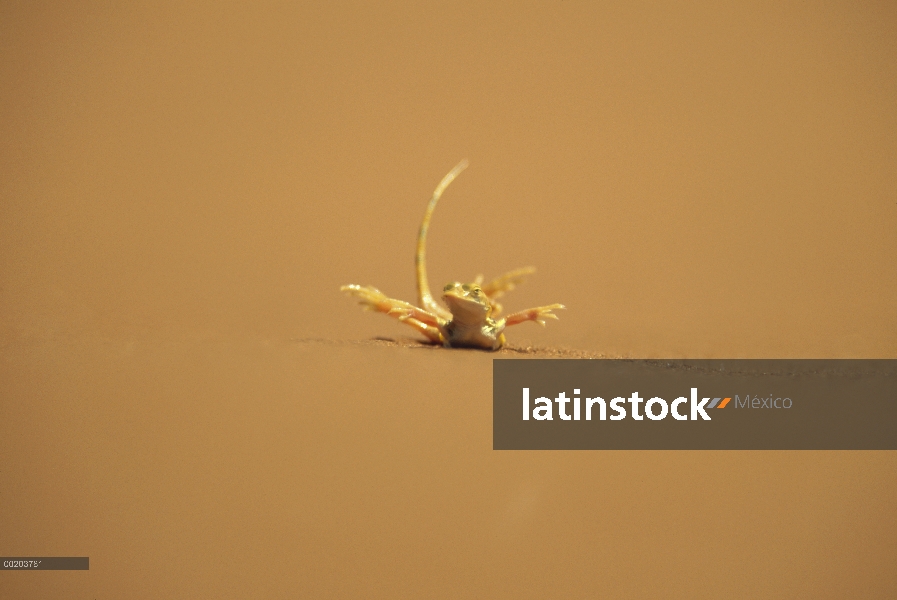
left=340, top=160, right=564, bottom=350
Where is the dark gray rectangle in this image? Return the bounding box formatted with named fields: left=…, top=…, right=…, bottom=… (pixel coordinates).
left=1, top=557, right=89, bottom=570
left=493, top=359, right=897, bottom=450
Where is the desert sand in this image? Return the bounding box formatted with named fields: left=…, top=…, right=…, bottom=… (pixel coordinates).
left=2, top=2, right=895, bottom=598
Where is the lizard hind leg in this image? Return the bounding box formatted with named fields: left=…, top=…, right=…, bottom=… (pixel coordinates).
left=480, top=266, right=536, bottom=317
left=481, top=266, right=536, bottom=299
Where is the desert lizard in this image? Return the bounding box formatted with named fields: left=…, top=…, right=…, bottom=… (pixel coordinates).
left=341, top=160, right=564, bottom=350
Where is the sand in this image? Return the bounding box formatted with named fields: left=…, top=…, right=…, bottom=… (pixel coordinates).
left=2, top=2, right=895, bottom=598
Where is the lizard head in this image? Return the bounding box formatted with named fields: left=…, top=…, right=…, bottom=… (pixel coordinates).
left=442, top=282, right=491, bottom=323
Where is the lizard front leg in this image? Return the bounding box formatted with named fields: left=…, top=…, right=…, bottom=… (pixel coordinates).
left=502, top=303, right=565, bottom=327
left=340, top=284, right=445, bottom=343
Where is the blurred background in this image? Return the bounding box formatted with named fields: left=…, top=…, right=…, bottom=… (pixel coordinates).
left=2, top=1, right=894, bottom=355
left=1, top=2, right=895, bottom=598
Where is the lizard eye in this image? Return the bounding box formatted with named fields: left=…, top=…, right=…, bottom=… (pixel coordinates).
left=444, top=282, right=458, bottom=292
